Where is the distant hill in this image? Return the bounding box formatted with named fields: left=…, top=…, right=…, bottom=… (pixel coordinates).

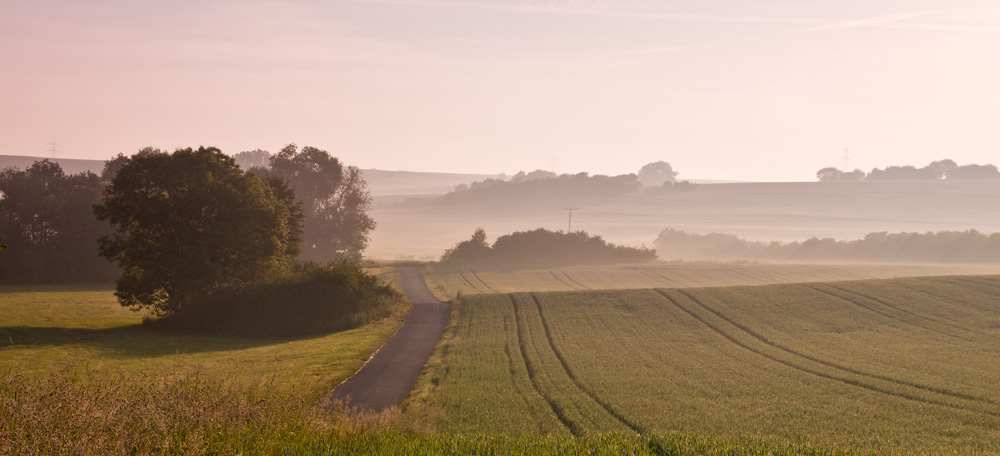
left=0, top=155, right=493, bottom=197
left=368, top=180, right=1000, bottom=260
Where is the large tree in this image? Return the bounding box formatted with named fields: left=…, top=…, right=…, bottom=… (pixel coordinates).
left=267, top=144, right=375, bottom=262
left=94, top=147, right=302, bottom=315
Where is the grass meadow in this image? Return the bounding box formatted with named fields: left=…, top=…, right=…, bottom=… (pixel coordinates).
left=0, top=283, right=411, bottom=454
left=413, top=276, right=1000, bottom=455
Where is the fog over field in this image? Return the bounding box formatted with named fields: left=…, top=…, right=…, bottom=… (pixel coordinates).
left=370, top=179, right=1000, bottom=259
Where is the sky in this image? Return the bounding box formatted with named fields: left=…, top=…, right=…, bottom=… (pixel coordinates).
left=1, top=0, right=998, bottom=181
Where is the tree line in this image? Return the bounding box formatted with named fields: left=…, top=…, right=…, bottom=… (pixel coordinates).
left=817, top=159, right=1000, bottom=182
left=654, top=228, right=1000, bottom=263
left=433, top=161, right=687, bottom=203
left=441, top=227, right=656, bottom=267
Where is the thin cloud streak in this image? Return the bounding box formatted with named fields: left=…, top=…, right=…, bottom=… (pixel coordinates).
left=339, top=0, right=822, bottom=25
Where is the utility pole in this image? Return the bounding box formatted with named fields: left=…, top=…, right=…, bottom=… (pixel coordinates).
left=564, top=207, right=578, bottom=232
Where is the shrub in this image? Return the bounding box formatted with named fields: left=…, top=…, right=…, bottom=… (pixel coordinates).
left=440, top=228, right=656, bottom=267
left=151, top=261, right=401, bottom=338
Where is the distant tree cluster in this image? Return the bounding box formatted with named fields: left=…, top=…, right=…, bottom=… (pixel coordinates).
left=445, top=171, right=641, bottom=201
left=817, top=159, right=1000, bottom=182
left=637, top=161, right=678, bottom=186
left=0, top=160, right=116, bottom=282
left=654, top=228, right=1000, bottom=263
left=441, top=228, right=656, bottom=267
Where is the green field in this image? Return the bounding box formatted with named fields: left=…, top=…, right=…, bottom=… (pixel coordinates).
left=7, top=274, right=1000, bottom=454
left=419, top=276, right=1000, bottom=455
left=0, top=283, right=410, bottom=454
left=0, top=282, right=871, bottom=455
left=424, top=262, right=1000, bottom=299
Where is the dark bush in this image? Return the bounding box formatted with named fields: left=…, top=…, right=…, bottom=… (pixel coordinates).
left=151, top=261, right=401, bottom=338
left=440, top=228, right=656, bottom=267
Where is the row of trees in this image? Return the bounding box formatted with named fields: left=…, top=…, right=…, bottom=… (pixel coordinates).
left=0, top=145, right=376, bottom=284
left=654, top=228, right=1000, bottom=263
left=445, top=172, right=643, bottom=201
left=817, top=159, right=1000, bottom=182
left=437, top=161, right=682, bottom=203
left=0, top=160, right=116, bottom=282
left=441, top=228, right=657, bottom=267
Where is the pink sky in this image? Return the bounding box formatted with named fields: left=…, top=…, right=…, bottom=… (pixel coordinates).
left=1, top=0, right=998, bottom=181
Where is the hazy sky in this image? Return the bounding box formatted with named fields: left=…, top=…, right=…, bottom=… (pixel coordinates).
left=2, top=0, right=998, bottom=181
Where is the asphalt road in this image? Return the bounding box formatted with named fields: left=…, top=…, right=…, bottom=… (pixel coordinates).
left=327, top=267, right=450, bottom=413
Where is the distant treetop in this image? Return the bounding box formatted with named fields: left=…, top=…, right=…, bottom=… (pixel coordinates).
left=637, top=161, right=679, bottom=186
left=444, top=170, right=641, bottom=201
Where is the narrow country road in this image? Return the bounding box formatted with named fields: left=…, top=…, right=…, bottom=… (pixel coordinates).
left=327, top=267, right=450, bottom=413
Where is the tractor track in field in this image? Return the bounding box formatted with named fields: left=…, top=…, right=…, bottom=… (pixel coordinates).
left=559, top=270, right=593, bottom=290
left=903, top=279, right=1000, bottom=339
left=457, top=270, right=486, bottom=293
left=639, top=270, right=675, bottom=288
left=720, top=266, right=773, bottom=285
left=950, top=276, right=1000, bottom=292
left=674, top=288, right=1000, bottom=407
left=501, top=314, right=543, bottom=426
left=470, top=269, right=500, bottom=293
left=510, top=294, right=581, bottom=435
left=529, top=293, right=645, bottom=434
left=642, top=267, right=685, bottom=288
left=656, top=289, right=1000, bottom=417
left=805, top=284, right=976, bottom=342
left=818, top=283, right=989, bottom=340
left=548, top=270, right=581, bottom=290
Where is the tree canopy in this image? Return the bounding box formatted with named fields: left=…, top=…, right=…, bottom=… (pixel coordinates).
left=94, top=146, right=303, bottom=315
left=265, top=144, right=375, bottom=262
left=637, top=161, right=679, bottom=186
left=0, top=160, right=115, bottom=282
